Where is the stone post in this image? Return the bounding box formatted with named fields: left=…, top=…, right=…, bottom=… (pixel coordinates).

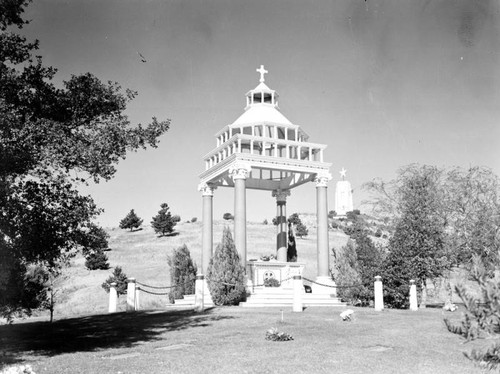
left=409, top=279, right=418, bottom=311
left=374, top=275, right=384, bottom=311
left=194, top=274, right=205, bottom=312
left=230, top=164, right=251, bottom=267
left=135, top=285, right=140, bottom=311
left=199, top=182, right=216, bottom=275
left=126, top=278, right=136, bottom=312
left=108, top=282, right=117, bottom=313
left=311, top=173, right=336, bottom=295
left=272, top=189, right=290, bottom=262
left=293, top=275, right=303, bottom=313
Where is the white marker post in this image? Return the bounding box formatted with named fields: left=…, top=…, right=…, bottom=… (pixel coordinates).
left=293, top=275, right=303, bottom=313
left=409, top=280, right=418, bottom=311
left=126, top=278, right=136, bottom=312
left=374, top=275, right=384, bottom=311
left=108, top=282, right=117, bottom=313
left=195, top=274, right=205, bottom=312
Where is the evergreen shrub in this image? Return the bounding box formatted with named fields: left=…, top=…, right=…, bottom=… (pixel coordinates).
left=167, top=244, right=197, bottom=303
left=102, top=266, right=128, bottom=296
left=85, top=250, right=109, bottom=270
left=207, top=227, right=246, bottom=305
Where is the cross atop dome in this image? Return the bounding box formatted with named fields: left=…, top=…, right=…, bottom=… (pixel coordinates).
left=256, top=65, right=268, bottom=83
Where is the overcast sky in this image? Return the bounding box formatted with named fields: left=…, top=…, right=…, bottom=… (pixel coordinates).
left=21, top=0, right=500, bottom=227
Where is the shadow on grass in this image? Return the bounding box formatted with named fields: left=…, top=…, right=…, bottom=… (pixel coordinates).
left=0, top=307, right=232, bottom=367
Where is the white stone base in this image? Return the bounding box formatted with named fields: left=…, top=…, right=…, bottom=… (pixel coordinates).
left=311, top=276, right=337, bottom=297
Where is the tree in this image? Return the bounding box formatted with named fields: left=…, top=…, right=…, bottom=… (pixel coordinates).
left=445, top=254, right=500, bottom=370
left=119, top=209, right=143, bottom=231
left=288, top=213, right=301, bottom=226
left=295, top=222, right=309, bottom=238
left=167, top=244, right=197, bottom=303
left=102, top=266, right=128, bottom=297
left=332, top=240, right=363, bottom=304
left=172, top=215, right=181, bottom=223
left=207, top=227, right=246, bottom=305
left=223, top=212, right=234, bottom=220
left=381, top=166, right=448, bottom=308
left=85, top=250, right=109, bottom=270
left=151, top=203, right=176, bottom=236
left=0, top=1, right=170, bottom=319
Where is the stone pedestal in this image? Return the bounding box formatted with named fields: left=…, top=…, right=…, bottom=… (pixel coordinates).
left=247, top=261, right=305, bottom=290
left=311, top=276, right=337, bottom=296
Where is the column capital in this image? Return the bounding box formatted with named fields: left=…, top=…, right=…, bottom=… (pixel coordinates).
left=198, top=182, right=217, bottom=196
left=315, top=172, right=332, bottom=187
left=272, top=189, right=291, bottom=203
left=229, top=163, right=252, bottom=180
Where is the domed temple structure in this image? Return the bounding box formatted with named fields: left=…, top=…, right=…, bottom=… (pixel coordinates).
left=198, top=66, right=338, bottom=303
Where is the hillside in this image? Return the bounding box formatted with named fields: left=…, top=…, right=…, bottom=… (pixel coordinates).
left=40, top=221, right=350, bottom=321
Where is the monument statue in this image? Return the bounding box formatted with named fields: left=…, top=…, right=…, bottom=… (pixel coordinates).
left=334, top=167, right=354, bottom=216
left=287, top=222, right=297, bottom=262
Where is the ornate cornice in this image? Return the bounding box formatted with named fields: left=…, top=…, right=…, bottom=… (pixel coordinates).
left=229, top=163, right=252, bottom=181
left=315, top=172, right=332, bottom=188
left=198, top=182, right=217, bottom=196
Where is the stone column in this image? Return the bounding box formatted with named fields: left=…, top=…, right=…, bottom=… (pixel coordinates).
left=198, top=182, right=216, bottom=275
left=272, top=189, right=290, bottom=262
left=374, top=275, right=384, bottom=311
left=230, top=163, right=251, bottom=267
left=409, top=279, right=418, bottom=311
left=126, top=278, right=136, bottom=312
left=312, top=173, right=336, bottom=295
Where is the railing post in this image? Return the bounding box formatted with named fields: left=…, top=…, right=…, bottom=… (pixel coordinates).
left=195, top=274, right=205, bottom=312
left=374, top=275, right=384, bottom=311
left=135, top=285, right=140, bottom=311
left=409, top=279, right=418, bottom=311
left=293, top=275, right=303, bottom=312
left=126, top=278, right=136, bottom=312
left=108, top=282, right=117, bottom=313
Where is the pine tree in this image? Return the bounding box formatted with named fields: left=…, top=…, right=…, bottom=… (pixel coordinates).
left=207, top=227, right=246, bottom=305
left=167, top=244, right=197, bottom=303
left=295, top=222, right=309, bottom=238
left=119, top=209, right=143, bottom=231
left=102, top=266, right=128, bottom=297
left=85, top=250, right=110, bottom=270
left=151, top=203, right=176, bottom=236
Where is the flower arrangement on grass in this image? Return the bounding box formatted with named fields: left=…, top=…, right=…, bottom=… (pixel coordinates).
left=265, top=327, right=294, bottom=341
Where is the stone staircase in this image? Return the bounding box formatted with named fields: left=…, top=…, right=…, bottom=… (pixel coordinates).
left=239, top=287, right=346, bottom=308
left=169, top=288, right=346, bottom=308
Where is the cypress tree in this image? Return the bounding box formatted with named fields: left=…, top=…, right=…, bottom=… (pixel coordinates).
left=207, top=227, right=246, bottom=305
left=167, top=244, right=197, bottom=303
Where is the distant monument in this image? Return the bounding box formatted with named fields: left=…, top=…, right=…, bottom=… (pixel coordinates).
left=334, top=168, right=353, bottom=216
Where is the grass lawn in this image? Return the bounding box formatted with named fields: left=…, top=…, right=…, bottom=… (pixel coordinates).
left=0, top=306, right=487, bottom=374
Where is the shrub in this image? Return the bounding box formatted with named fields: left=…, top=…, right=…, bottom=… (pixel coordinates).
left=167, top=244, right=197, bottom=303
left=172, top=215, right=181, bottom=223
left=264, top=278, right=280, bottom=287
left=288, top=213, right=301, bottom=226
left=151, top=203, right=176, bottom=236
left=263, top=219, right=268, bottom=225
left=191, top=217, right=197, bottom=223
left=119, top=209, right=143, bottom=231
left=445, top=255, right=500, bottom=369
left=102, top=266, right=128, bottom=296
left=207, top=227, right=246, bottom=305
left=223, top=212, right=234, bottom=220
left=85, top=250, right=109, bottom=270
left=332, top=240, right=364, bottom=304
left=374, top=229, right=382, bottom=238
left=328, top=210, right=337, bottom=219
left=272, top=216, right=279, bottom=226
left=295, top=222, right=308, bottom=238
